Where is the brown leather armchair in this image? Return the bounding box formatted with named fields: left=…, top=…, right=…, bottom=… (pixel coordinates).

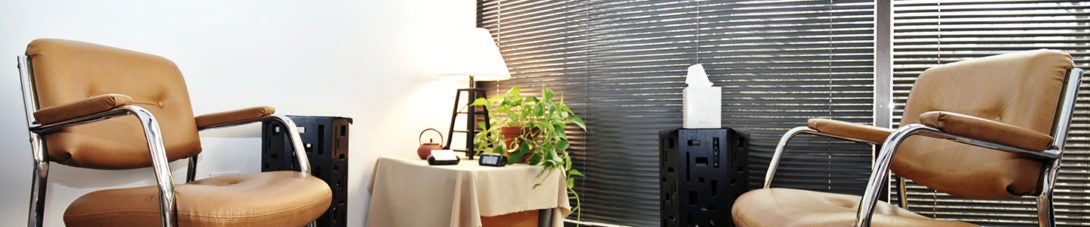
left=17, top=39, right=332, bottom=227
left=731, top=50, right=1084, bottom=227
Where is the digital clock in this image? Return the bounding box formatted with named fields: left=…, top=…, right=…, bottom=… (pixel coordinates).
left=478, top=154, right=507, bottom=167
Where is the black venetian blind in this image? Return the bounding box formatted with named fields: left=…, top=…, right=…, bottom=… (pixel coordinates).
left=478, top=0, right=876, bottom=225
left=890, top=1, right=1090, bottom=225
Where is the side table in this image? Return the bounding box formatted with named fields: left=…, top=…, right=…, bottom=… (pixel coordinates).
left=366, top=156, right=570, bottom=226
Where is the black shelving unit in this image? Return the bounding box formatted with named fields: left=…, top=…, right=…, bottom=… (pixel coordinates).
left=660, top=128, right=747, bottom=227
left=262, top=115, right=352, bottom=227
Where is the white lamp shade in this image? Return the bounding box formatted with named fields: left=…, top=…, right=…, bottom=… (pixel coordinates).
left=435, top=28, right=511, bottom=81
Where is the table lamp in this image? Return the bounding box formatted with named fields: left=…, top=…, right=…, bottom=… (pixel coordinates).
left=436, top=28, right=511, bottom=159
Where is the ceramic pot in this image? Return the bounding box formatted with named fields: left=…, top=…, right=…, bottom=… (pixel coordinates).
left=500, top=126, right=523, bottom=149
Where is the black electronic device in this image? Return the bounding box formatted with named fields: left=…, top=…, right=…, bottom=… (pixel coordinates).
left=660, top=128, right=747, bottom=227
left=262, top=116, right=352, bottom=227
left=478, top=154, right=507, bottom=167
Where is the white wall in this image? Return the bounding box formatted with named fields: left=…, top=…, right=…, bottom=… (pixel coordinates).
left=0, top=0, right=474, bottom=226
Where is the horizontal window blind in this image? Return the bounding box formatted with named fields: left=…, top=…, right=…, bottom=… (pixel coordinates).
left=479, top=0, right=875, bottom=225
left=891, top=1, right=1090, bottom=225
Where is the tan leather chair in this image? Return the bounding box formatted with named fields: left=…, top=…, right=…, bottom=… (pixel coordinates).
left=731, top=50, right=1084, bottom=227
left=17, top=39, right=332, bottom=227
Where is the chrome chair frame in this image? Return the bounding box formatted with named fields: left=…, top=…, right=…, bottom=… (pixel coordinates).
left=762, top=68, right=1083, bottom=227
left=18, top=55, right=314, bottom=227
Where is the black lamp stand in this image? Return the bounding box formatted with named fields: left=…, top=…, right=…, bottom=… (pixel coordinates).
left=444, top=76, right=491, bottom=160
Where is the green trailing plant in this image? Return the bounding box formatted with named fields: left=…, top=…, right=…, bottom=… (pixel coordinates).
left=472, top=87, right=587, bottom=221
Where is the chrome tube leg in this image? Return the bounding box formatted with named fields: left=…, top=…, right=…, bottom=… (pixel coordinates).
left=854, top=124, right=932, bottom=227
left=1037, top=158, right=1060, bottom=227
left=268, top=115, right=312, bottom=175
left=896, top=175, right=908, bottom=209
left=19, top=55, right=48, bottom=227
left=186, top=155, right=198, bottom=183
left=764, top=126, right=816, bottom=188
left=129, top=107, right=176, bottom=227
left=27, top=134, right=48, bottom=227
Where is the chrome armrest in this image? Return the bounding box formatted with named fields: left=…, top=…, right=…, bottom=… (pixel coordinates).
left=30, top=105, right=177, bottom=227
left=852, top=124, right=1061, bottom=227
left=30, top=105, right=132, bottom=133
left=763, top=126, right=884, bottom=188
left=197, top=114, right=312, bottom=175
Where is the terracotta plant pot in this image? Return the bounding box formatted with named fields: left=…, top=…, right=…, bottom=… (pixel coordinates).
left=500, top=126, right=522, bottom=149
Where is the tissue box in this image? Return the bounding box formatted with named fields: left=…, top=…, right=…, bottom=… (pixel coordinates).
left=683, top=86, right=721, bottom=128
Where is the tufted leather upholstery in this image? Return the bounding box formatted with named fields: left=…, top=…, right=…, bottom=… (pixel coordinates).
left=733, top=188, right=974, bottom=227
left=27, top=39, right=202, bottom=169
left=894, top=49, right=1072, bottom=199
left=64, top=171, right=331, bottom=227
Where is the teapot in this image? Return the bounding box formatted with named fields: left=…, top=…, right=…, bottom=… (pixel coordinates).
left=417, top=128, right=444, bottom=160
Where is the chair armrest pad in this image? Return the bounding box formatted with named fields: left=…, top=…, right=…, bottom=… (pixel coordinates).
left=33, top=94, right=134, bottom=125
left=919, top=111, right=1053, bottom=151
left=807, top=118, right=894, bottom=144
left=195, top=106, right=276, bottom=130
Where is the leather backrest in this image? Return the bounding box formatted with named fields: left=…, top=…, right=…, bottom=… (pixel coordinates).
left=26, top=39, right=202, bottom=169
left=892, top=49, right=1073, bottom=199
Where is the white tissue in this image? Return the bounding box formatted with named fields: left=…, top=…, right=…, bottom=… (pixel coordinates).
left=686, top=64, right=713, bottom=87
left=683, top=64, right=721, bottom=128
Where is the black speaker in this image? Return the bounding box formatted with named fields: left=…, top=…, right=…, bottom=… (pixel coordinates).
left=262, top=115, right=352, bottom=227
left=660, top=128, right=747, bottom=227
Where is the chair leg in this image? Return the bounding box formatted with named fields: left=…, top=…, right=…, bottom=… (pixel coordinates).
left=186, top=155, right=199, bottom=183
left=27, top=134, right=48, bottom=227
left=1037, top=192, right=1055, bottom=227
left=1037, top=158, right=1061, bottom=227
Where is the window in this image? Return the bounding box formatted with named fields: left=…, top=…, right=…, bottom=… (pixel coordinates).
left=478, top=0, right=1089, bottom=225
left=479, top=1, right=875, bottom=225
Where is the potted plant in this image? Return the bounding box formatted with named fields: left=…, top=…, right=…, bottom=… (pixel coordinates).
left=472, top=86, right=587, bottom=220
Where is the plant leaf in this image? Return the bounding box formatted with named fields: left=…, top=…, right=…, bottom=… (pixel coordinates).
left=471, top=98, right=490, bottom=106
left=509, top=151, right=524, bottom=163
left=544, top=148, right=556, bottom=161
left=568, top=168, right=584, bottom=177
left=508, top=86, right=520, bottom=98
left=566, top=178, right=575, bottom=189
left=570, top=115, right=586, bottom=130
left=556, top=140, right=569, bottom=151
left=564, top=153, right=572, bottom=170
left=543, top=88, right=554, bottom=101
left=529, top=153, right=542, bottom=165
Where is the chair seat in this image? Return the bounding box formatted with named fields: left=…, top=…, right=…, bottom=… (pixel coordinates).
left=64, top=171, right=331, bottom=227
left=732, top=188, right=975, bottom=227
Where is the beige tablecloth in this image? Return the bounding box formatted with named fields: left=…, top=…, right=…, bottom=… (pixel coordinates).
left=367, top=155, right=571, bottom=227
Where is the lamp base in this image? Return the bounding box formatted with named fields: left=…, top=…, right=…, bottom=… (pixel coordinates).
left=444, top=87, right=490, bottom=160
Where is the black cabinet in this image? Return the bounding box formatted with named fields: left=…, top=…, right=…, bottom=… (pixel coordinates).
left=262, top=115, right=352, bottom=227
left=660, top=128, right=747, bottom=227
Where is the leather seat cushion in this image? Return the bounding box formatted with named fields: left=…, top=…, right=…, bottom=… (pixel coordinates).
left=732, top=188, right=976, bottom=227
left=64, top=171, right=331, bottom=227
